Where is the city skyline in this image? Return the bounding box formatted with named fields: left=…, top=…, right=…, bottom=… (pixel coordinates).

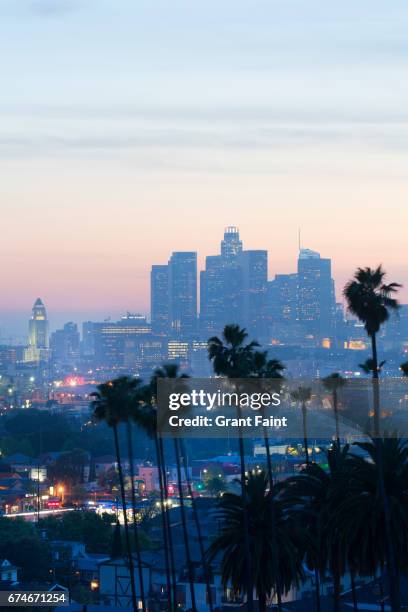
left=1, top=0, right=408, bottom=330
left=1, top=225, right=406, bottom=341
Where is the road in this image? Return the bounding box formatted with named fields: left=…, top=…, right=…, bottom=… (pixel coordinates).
left=4, top=508, right=76, bottom=521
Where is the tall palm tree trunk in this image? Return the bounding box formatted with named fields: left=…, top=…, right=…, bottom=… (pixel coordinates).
left=159, top=437, right=178, bottom=611
left=126, top=422, right=146, bottom=612
left=333, top=389, right=340, bottom=449
left=113, top=424, right=138, bottom=612
left=180, top=440, right=214, bottom=612
left=314, top=567, right=321, bottom=612
left=153, top=434, right=172, bottom=610
left=333, top=567, right=341, bottom=612
left=351, top=572, right=358, bottom=611
left=263, top=424, right=282, bottom=612
left=174, top=438, right=197, bottom=610
left=302, top=402, right=309, bottom=465
left=237, top=416, right=254, bottom=612
left=371, top=333, right=400, bottom=612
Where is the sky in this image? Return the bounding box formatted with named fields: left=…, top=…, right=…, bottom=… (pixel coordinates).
left=1, top=0, right=408, bottom=336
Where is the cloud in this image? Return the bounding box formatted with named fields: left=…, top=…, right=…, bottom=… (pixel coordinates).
left=28, top=0, right=81, bottom=17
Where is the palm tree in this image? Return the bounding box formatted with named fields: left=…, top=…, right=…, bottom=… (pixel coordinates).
left=344, top=265, right=401, bottom=612
left=125, top=381, right=147, bottom=612
left=291, top=387, right=312, bottom=465
left=179, top=439, right=214, bottom=612
left=322, top=373, right=346, bottom=449
left=400, top=362, right=408, bottom=377
left=137, top=385, right=176, bottom=611
left=250, top=350, right=285, bottom=612
left=329, top=439, right=408, bottom=598
left=359, top=358, right=386, bottom=376
left=344, top=266, right=400, bottom=436
left=151, top=364, right=198, bottom=611
left=250, top=351, right=285, bottom=488
left=91, top=378, right=139, bottom=612
left=207, top=471, right=304, bottom=611
left=208, top=324, right=259, bottom=611
left=281, top=445, right=351, bottom=612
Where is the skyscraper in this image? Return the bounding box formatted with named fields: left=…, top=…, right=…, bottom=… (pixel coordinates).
left=268, top=273, right=298, bottom=324
left=200, top=228, right=243, bottom=336
left=24, top=298, right=49, bottom=362
left=240, top=250, right=268, bottom=338
left=200, top=255, right=243, bottom=335
left=266, top=273, right=301, bottom=343
left=151, top=264, right=169, bottom=335
left=168, top=252, right=197, bottom=336
left=221, top=226, right=243, bottom=258
left=50, top=322, right=80, bottom=367
left=297, top=249, right=335, bottom=344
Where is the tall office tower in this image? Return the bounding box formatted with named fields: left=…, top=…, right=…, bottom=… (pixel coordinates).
left=297, top=249, right=336, bottom=344
left=240, top=250, right=268, bottom=339
left=82, top=321, right=96, bottom=358
left=92, top=314, right=151, bottom=368
left=50, top=322, right=80, bottom=367
left=200, top=228, right=243, bottom=336
left=168, top=252, right=197, bottom=336
left=200, top=255, right=243, bottom=335
left=221, top=226, right=243, bottom=258
left=24, top=298, right=49, bottom=362
left=267, top=273, right=298, bottom=323
left=29, top=298, right=49, bottom=349
left=151, top=264, right=169, bottom=335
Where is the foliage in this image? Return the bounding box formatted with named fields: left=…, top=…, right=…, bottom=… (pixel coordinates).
left=344, top=265, right=400, bottom=336
left=205, top=476, right=226, bottom=497
left=208, top=324, right=259, bottom=378
left=0, top=517, right=51, bottom=581
left=39, top=511, right=114, bottom=554
left=207, top=471, right=304, bottom=605
left=3, top=410, right=72, bottom=455
left=48, top=449, right=88, bottom=486
left=329, top=438, right=408, bottom=577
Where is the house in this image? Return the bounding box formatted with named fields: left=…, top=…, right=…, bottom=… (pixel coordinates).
left=6, top=453, right=33, bottom=474
left=50, top=540, right=109, bottom=588
left=51, top=540, right=87, bottom=566
left=99, top=557, right=150, bottom=609
left=0, top=559, right=19, bottom=586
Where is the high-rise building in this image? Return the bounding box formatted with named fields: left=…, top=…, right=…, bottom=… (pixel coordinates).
left=50, top=322, right=80, bottom=367
left=29, top=298, right=49, bottom=349
left=297, top=249, right=335, bottom=344
left=200, top=255, right=242, bottom=335
left=168, top=252, right=197, bottom=336
left=200, top=228, right=244, bottom=336
left=151, top=264, right=169, bottom=335
left=268, top=274, right=298, bottom=324
left=90, top=314, right=151, bottom=368
left=200, top=228, right=268, bottom=338
left=240, top=249, right=268, bottom=338
left=266, top=273, right=302, bottom=344
left=24, top=298, right=49, bottom=362
left=221, top=226, right=243, bottom=258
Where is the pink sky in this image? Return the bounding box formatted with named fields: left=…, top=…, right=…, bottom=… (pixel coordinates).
left=1, top=152, right=407, bottom=321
